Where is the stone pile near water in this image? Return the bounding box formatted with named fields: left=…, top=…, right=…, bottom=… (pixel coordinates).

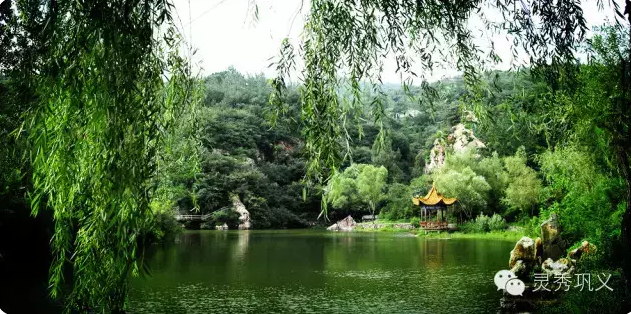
left=327, top=215, right=357, bottom=232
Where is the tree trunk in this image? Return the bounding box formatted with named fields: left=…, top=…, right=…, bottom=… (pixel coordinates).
left=371, top=202, right=376, bottom=225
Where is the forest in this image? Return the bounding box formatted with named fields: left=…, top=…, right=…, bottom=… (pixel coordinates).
left=1, top=0, right=631, bottom=313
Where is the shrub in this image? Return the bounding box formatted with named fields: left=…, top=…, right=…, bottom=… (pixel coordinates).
left=148, top=210, right=182, bottom=242
left=410, top=216, right=421, bottom=227
left=459, top=214, right=509, bottom=233
left=381, top=183, right=414, bottom=220
left=488, top=213, right=507, bottom=231
left=474, top=214, right=491, bottom=232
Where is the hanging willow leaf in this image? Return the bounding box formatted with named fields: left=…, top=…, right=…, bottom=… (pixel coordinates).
left=4, top=0, right=203, bottom=312
left=269, top=0, right=598, bottom=217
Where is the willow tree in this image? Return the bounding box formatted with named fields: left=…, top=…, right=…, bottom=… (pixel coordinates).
left=2, top=0, right=198, bottom=312
left=269, top=0, right=631, bottom=290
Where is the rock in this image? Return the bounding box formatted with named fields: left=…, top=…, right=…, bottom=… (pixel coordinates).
left=535, top=237, right=543, bottom=264
left=424, top=123, right=486, bottom=174
left=354, top=222, right=415, bottom=230
left=327, top=215, right=356, bottom=232
left=541, top=213, right=566, bottom=261
left=392, top=223, right=415, bottom=230
left=230, top=194, right=251, bottom=230
left=542, top=258, right=575, bottom=277
left=510, top=260, right=529, bottom=279
left=425, top=139, right=446, bottom=174
left=509, top=236, right=537, bottom=269
left=567, top=241, right=597, bottom=260
left=216, top=223, right=228, bottom=230
left=449, top=123, right=486, bottom=153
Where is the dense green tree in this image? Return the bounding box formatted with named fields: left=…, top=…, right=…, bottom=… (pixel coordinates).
left=538, top=145, right=625, bottom=255
left=324, top=164, right=387, bottom=218
left=356, top=165, right=388, bottom=219
left=371, top=136, right=404, bottom=183
left=476, top=152, right=507, bottom=211
left=502, top=147, right=542, bottom=217
left=325, top=164, right=366, bottom=211
left=381, top=183, right=415, bottom=220
left=433, top=166, right=491, bottom=219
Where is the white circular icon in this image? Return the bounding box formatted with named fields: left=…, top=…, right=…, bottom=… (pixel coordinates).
left=505, top=278, right=526, bottom=296
left=493, top=270, right=516, bottom=291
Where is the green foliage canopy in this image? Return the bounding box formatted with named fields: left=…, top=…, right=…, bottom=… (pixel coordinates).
left=3, top=1, right=200, bottom=311
left=501, top=147, right=543, bottom=215
left=325, top=164, right=387, bottom=217
left=356, top=164, right=388, bottom=217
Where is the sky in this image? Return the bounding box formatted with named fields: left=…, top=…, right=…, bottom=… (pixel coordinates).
left=172, top=0, right=625, bottom=84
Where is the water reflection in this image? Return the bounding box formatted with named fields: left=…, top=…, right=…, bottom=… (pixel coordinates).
left=231, top=230, right=249, bottom=263
left=130, top=230, right=514, bottom=313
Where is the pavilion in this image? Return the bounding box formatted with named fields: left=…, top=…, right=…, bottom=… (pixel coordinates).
left=412, top=183, right=457, bottom=230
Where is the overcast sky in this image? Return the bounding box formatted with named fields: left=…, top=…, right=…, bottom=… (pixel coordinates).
left=172, top=0, right=625, bottom=83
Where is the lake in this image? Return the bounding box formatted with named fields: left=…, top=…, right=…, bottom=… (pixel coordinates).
left=129, top=230, right=514, bottom=313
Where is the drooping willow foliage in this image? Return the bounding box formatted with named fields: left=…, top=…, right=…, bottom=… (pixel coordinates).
left=6, top=0, right=200, bottom=311
left=269, top=0, right=619, bottom=205
left=269, top=0, right=631, bottom=288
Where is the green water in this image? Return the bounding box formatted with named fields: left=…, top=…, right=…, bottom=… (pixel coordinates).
left=129, top=230, right=514, bottom=313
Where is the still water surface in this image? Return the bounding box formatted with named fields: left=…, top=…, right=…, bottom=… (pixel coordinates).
left=129, top=230, right=514, bottom=313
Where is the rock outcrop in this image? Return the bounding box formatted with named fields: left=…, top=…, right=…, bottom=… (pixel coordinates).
left=216, top=223, right=229, bottom=230
left=327, top=215, right=357, bottom=232
left=567, top=241, right=597, bottom=260
left=425, top=139, right=446, bottom=174
left=449, top=123, right=486, bottom=153
left=509, top=236, right=537, bottom=279
left=424, top=123, right=486, bottom=174
left=509, top=236, right=537, bottom=268
left=542, top=257, right=574, bottom=277
left=510, top=260, right=529, bottom=279
left=541, top=213, right=566, bottom=260
left=231, top=194, right=252, bottom=230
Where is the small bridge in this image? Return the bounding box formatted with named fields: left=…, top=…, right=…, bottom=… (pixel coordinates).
left=175, top=213, right=213, bottom=222
left=175, top=207, right=231, bottom=222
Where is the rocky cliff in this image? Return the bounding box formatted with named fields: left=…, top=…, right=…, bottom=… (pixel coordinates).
left=231, top=194, right=252, bottom=230
left=425, top=123, right=485, bottom=174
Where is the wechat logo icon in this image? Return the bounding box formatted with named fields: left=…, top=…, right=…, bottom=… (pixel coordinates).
left=494, top=270, right=525, bottom=296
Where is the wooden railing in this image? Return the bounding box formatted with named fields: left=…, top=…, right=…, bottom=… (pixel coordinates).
left=175, top=213, right=213, bottom=221
left=419, top=221, right=449, bottom=230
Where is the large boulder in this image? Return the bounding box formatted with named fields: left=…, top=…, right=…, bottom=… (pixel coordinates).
left=541, top=213, right=566, bottom=260
left=509, top=236, right=537, bottom=269
left=231, top=194, right=252, bottom=230
left=510, top=260, right=529, bottom=279
left=327, top=215, right=356, bottom=232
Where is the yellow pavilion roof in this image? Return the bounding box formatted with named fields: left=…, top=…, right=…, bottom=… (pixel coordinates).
left=412, top=183, right=457, bottom=206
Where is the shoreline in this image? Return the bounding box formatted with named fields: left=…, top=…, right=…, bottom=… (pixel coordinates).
left=352, top=223, right=526, bottom=241
left=186, top=225, right=527, bottom=242
left=419, top=230, right=525, bottom=241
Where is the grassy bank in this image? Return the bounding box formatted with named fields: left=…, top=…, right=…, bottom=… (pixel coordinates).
left=419, top=230, right=526, bottom=241
left=352, top=222, right=527, bottom=241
